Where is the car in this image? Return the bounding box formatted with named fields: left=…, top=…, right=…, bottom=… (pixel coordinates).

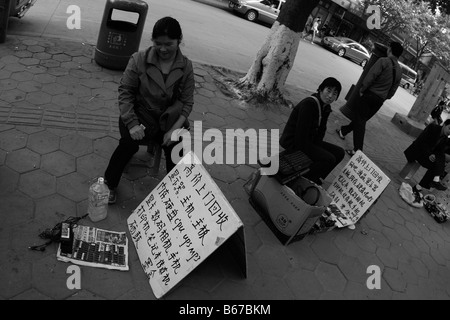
left=9, top=0, right=37, bottom=18
left=321, top=36, right=370, bottom=67
left=398, top=62, right=418, bottom=90
left=228, top=0, right=285, bottom=25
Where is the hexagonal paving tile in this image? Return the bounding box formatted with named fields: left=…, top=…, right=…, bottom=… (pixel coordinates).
left=93, top=136, right=118, bottom=159
left=35, top=193, right=77, bottom=223
left=91, top=88, right=117, bottom=100
left=0, top=191, right=34, bottom=226
left=17, top=80, right=42, bottom=93
left=66, top=84, right=92, bottom=97
left=57, top=172, right=90, bottom=202
left=0, top=88, right=26, bottom=103
left=51, top=93, right=79, bottom=108
left=41, top=82, right=66, bottom=95
left=33, top=52, right=52, bottom=60
left=4, top=63, right=26, bottom=74
left=81, top=267, right=135, bottom=300
left=254, top=245, right=291, bottom=277
left=33, top=73, right=56, bottom=84
left=41, top=150, right=76, bottom=177
left=314, top=262, right=347, bottom=293
left=25, top=90, right=52, bottom=105
left=60, top=133, right=94, bottom=157
left=76, top=153, right=109, bottom=178
left=27, top=130, right=60, bottom=154
left=0, top=78, right=18, bottom=90
left=5, top=148, right=40, bottom=173
left=311, top=236, right=343, bottom=264
left=284, top=268, right=324, bottom=299
left=53, top=53, right=72, bottom=62
left=0, top=129, right=27, bottom=151
left=0, top=149, right=6, bottom=165
left=0, top=166, right=20, bottom=194
left=19, top=58, right=40, bottom=66
left=11, top=71, right=34, bottom=82
left=19, top=170, right=56, bottom=199
left=9, top=219, right=54, bottom=264
left=32, top=255, right=75, bottom=299
left=0, top=261, right=32, bottom=299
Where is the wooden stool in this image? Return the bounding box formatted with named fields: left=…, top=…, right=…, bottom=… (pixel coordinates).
left=399, top=161, right=420, bottom=180
left=126, top=140, right=162, bottom=176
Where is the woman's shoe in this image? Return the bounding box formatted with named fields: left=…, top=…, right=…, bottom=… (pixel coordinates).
left=336, top=129, right=345, bottom=140
left=345, top=149, right=356, bottom=156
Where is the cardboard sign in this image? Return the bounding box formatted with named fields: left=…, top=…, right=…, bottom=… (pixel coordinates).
left=127, top=151, right=244, bottom=299
left=327, top=151, right=390, bottom=227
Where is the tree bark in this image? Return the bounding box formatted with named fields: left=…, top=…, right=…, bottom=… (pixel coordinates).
left=238, top=0, right=320, bottom=105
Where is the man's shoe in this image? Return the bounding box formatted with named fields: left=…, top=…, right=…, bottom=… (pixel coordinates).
left=336, top=129, right=345, bottom=140
left=430, top=181, right=447, bottom=191
left=108, top=188, right=117, bottom=204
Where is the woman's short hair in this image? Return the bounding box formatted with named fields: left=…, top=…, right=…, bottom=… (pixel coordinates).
left=152, top=16, right=183, bottom=41
left=318, top=77, right=342, bottom=100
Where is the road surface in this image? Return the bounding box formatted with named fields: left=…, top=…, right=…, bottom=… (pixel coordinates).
left=7, top=0, right=416, bottom=117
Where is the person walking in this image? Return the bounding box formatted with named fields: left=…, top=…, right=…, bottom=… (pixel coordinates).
left=304, top=17, right=321, bottom=43
left=430, top=100, right=446, bottom=125
left=280, top=77, right=345, bottom=185
left=104, top=17, right=195, bottom=204
left=336, top=41, right=404, bottom=156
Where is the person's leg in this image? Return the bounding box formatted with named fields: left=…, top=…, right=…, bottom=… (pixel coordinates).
left=340, top=121, right=354, bottom=136
left=415, top=153, right=446, bottom=189
left=316, top=141, right=345, bottom=178
left=302, top=143, right=343, bottom=184
left=351, top=93, right=384, bottom=151
left=104, top=119, right=140, bottom=189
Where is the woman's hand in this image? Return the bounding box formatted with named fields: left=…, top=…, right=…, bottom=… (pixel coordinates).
left=429, top=154, right=436, bottom=162
left=129, top=124, right=145, bottom=140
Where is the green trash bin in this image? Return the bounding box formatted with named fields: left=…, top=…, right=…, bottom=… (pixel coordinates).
left=95, top=0, right=148, bottom=70
left=0, top=0, right=12, bottom=43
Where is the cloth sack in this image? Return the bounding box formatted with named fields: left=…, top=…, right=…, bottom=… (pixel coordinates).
left=399, top=182, right=423, bottom=208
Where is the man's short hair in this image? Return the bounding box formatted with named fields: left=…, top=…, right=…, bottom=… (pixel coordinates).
left=390, top=41, right=403, bottom=58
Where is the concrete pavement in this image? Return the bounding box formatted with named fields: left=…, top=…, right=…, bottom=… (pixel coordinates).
left=1, top=34, right=450, bottom=301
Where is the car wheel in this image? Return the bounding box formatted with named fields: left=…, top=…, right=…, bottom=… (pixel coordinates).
left=246, top=10, right=257, bottom=22
left=338, top=48, right=346, bottom=57
left=361, top=59, right=367, bottom=68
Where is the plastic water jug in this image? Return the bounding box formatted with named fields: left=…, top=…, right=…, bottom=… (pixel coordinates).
left=87, top=177, right=110, bottom=222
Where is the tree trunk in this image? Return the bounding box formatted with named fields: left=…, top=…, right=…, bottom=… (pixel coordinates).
left=238, top=0, right=320, bottom=105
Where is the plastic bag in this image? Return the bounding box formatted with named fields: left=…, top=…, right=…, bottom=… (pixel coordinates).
left=399, top=182, right=423, bottom=208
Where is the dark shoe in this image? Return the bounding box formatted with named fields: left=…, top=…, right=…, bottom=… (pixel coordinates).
left=108, top=188, right=117, bottom=204
left=336, top=129, right=345, bottom=140
left=345, top=149, right=356, bottom=156
left=430, top=181, right=447, bottom=191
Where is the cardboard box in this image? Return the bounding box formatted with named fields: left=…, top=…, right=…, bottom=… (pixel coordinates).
left=249, top=171, right=331, bottom=245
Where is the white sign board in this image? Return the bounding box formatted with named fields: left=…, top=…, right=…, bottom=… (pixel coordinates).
left=127, top=151, right=244, bottom=299
left=327, top=151, right=390, bottom=227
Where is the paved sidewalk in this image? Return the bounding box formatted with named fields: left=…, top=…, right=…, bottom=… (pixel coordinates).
left=1, top=35, right=450, bottom=300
